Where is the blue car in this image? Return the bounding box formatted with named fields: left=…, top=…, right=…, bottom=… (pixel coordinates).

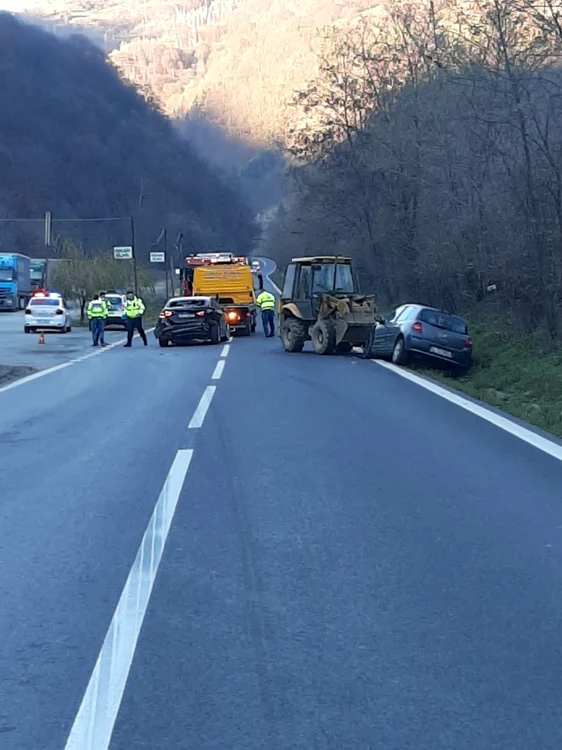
left=365, top=304, right=473, bottom=372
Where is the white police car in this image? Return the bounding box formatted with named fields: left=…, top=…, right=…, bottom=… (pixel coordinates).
left=24, top=291, right=72, bottom=333
left=102, top=292, right=127, bottom=329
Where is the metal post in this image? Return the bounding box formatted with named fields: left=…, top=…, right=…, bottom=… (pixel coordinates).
left=44, top=211, right=52, bottom=247
left=130, top=216, right=138, bottom=295
left=164, top=228, right=169, bottom=299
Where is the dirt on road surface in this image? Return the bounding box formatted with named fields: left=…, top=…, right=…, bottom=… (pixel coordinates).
left=0, top=311, right=125, bottom=373
left=0, top=364, right=37, bottom=387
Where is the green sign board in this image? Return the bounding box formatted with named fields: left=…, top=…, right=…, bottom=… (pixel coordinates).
left=113, top=246, right=133, bottom=260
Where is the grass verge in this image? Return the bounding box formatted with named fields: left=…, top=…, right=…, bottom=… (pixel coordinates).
left=418, top=323, right=562, bottom=438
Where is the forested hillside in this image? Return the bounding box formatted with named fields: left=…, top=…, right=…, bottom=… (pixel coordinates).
left=20, top=0, right=562, bottom=341
left=264, top=0, right=562, bottom=339
left=0, top=12, right=256, bottom=259
left=26, top=0, right=375, bottom=140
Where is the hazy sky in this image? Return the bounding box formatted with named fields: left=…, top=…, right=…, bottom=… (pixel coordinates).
left=0, top=0, right=27, bottom=10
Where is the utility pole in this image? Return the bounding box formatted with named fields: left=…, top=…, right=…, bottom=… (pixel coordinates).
left=44, top=211, right=52, bottom=247
left=175, top=231, right=184, bottom=297
left=44, top=211, right=52, bottom=288
left=164, top=228, right=170, bottom=299
left=130, top=216, right=138, bottom=296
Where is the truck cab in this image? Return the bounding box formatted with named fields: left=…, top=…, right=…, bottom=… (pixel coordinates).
left=182, top=253, right=258, bottom=335
left=0, top=254, right=32, bottom=311
left=30, top=260, right=46, bottom=291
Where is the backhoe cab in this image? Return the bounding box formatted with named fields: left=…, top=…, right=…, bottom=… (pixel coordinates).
left=279, top=256, right=377, bottom=355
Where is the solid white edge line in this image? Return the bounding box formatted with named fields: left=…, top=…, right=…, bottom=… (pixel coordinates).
left=0, top=327, right=156, bottom=394
left=220, top=344, right=230, bottom=358
left=212, top=359, right=225, bottom=380
left=76, top=327, right=156, bottom=362
left=64, top=448, right=194, bottom=750
left=188, top=385, right=216, bottom=428
left=375, top=360, right=562, bottom=462
left=0, top=362, right=73, bottom=394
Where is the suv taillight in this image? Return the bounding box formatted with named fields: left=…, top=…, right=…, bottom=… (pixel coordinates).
left=464, top=337, right=473, bottom=349
left=411, top=321, right=423, bottom=334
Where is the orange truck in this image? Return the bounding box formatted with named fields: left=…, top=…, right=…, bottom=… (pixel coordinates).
left=182, top=253, right=261, bottom=335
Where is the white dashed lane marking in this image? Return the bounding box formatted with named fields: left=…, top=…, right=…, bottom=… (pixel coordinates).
left=64, top=449, right=194, bottom=750
left=188, top=385, right=216, bottom=429
left=211, top=360, right=225, bottom=380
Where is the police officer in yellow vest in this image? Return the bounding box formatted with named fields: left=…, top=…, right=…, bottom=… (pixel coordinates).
left=87, top=293, right=109, bottom=347
left=256, top=290, right=276, bottom=337
left=124, top=290, right=147, bottom=347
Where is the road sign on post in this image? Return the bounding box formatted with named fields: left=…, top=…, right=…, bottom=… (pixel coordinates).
left=113, top=246, right=133, bottom=260
left=150, top=252, right=165, bottom=263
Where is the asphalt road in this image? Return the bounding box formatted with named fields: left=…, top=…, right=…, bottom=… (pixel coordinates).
left=0, top=310, right=126, bottom=371
left=2, top=258, right=562, bottom=749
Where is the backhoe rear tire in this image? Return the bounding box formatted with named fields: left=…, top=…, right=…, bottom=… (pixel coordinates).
left=281, top=319, right=306, bottom=352
left=311, top=319, right=336, bottom=355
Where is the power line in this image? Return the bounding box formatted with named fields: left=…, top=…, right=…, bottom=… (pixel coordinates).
left=54, top=217, right=125, bottom=223
left=0, top=216, right=126, bottom=223
left=0, top=218, right=44, bottom=223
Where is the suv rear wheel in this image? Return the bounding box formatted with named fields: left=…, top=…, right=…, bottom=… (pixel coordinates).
left=210, top=323, right=221, bottom=344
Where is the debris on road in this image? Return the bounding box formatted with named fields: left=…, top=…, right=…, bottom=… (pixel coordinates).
left=0, top=364, right=37, bottom=387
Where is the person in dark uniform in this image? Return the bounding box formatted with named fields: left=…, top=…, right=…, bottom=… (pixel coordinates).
left=123, top=291, right=147, bottom=347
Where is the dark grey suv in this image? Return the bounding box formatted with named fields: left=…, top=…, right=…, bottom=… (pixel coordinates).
left=365, top=304, right=473, bottom=371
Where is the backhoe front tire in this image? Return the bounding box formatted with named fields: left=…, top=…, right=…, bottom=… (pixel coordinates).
left=281, top=319, right=306, bottom=352
left=362, top=329, right=376, bottom=359
left=311, top=319, right=336, bottom=355
left=335, top=342, right=353, bottom=354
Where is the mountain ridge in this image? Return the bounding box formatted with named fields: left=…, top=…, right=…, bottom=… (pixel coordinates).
left=0, top=12, right=256, bottom=258
left=24, top=0, right=380, bottom=141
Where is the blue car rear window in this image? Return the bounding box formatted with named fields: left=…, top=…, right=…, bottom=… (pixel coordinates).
left=419, top=309, right=467, bottom=334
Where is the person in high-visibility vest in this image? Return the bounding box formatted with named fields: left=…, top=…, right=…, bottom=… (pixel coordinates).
left=256, top=290, right=276, bottom=337
left=87, top=293, right=109, bottom=347
left=124, top=291, right=147, bottom=347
